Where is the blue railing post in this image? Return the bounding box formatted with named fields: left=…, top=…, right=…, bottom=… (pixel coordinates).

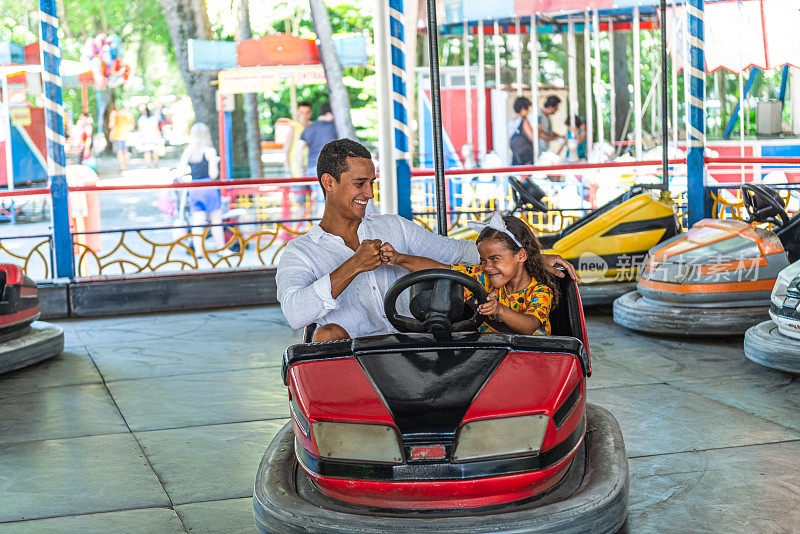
left=224, top=110, right=233, bottom=179
left=389, top=0, right=412, bottom=219
left=39, top=0, right=74, bottom=278
left=687, top=0, right=709, bottom=227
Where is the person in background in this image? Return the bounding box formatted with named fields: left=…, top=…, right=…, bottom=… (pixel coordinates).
left=69, top=113, right=93, bottom=164
left=537, top=95, right=564, bottom=154
left=509, top=97, right=535, bottom=166
left=283, top=101, right=313, bottom=177
left=176, top=123, right=230, bottom=259
left=297, top=102, right=337, bottom=178
left=566, top=115, right=587, bottom=161
left=108, top=104, right=135, bottom=171
left=138, top=105, right=162, bottom=168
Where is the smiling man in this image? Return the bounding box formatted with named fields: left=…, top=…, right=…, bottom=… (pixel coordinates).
left=276, top=139, right=575, bottom=341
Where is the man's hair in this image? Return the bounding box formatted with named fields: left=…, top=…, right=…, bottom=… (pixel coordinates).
left=544, top=95, right=561, bottom=109
left=316, top=139, right=372, bottom=191
left=297, top=101, right=312, bottom=109
left=320, top=102, right=332, bottom=115
left=513, top=96, right=532, bottom=114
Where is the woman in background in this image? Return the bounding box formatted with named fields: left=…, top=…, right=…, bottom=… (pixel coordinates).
left=176, top=123, right=230, bottom=259
left=138, top=106, right=162, bottom=168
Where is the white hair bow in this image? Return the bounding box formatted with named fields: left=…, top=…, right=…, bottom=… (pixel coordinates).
left=467, top=211, right=523, bottom=248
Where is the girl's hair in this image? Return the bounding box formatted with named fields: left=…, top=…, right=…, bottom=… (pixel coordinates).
left=184, top=122, right=213, bottom=163
left=476, top=215, right=559, bottom=306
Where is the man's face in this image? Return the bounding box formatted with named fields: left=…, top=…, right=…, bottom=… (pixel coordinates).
left=322, top=157, right=376, bottom=221
left=544, top=104, right=558, bottom=115
left=297, top=105, right=312, bottom=124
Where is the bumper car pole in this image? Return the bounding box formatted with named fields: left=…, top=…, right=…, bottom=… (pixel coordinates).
left=659, top=0, right=669, bottom=195
left=425, top=0, right=448, bottom=237
left=686, top=0, right=708, bottom=226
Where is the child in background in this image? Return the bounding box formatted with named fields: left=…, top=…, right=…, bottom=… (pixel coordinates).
left=380, top=212, right=557, bottom=335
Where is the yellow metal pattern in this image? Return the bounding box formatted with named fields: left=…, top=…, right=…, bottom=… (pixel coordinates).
left=69, top=222, right=316, bottom=277
left=0, top=238, right=52, bottom=279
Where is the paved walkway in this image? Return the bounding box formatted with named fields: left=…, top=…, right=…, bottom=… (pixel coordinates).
left=1, top=306, right=799, bottom=533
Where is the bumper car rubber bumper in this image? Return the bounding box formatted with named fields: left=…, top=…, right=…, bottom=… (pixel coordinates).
left=253, top=403, right=628, bottom=534
left=613, top=290, right=769, bottom=336
left=578, top=281, right=637, bottom=307
left=0, top=321, right=64, bottom=374
left=744, top=320, right=800, bottom=374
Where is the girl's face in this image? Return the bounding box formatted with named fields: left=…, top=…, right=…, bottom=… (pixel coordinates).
left=477, top=238, right=528, bottom=289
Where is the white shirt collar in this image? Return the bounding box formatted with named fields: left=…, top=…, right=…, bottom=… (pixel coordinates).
left=307, top=215, right=376, bottom=243
left=307, top=223, right=325, bottom=243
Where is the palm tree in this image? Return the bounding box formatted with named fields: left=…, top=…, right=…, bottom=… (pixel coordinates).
left=308, top=0, right=355, bottom=139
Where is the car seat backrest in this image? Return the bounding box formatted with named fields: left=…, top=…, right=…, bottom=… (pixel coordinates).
left=548, top=274, right=583, bottom=342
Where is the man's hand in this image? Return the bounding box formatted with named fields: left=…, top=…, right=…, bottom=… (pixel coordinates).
left=477, top=291, right=501, bottom=316
left=379, top=242, right=401, bottom=265
left=542, top=253, right=578, bottom=281
left=352, top=239, right=383, bottom=272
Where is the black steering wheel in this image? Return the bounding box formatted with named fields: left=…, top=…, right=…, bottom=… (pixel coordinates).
left=741, top=184, right=790, bottom=227
left=384, top=269, right=489, bottom=340
left=508, top=177, right=549, bottom=214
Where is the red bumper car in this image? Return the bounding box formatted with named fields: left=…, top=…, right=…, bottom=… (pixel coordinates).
left=0, top=264, right=64, bottom=374
left=253, top=270, right=628, bottom=533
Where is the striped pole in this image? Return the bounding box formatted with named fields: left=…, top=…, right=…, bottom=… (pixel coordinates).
left=39, top=0, right=73, bottom=278
left=389, top=0, right=411, bottom=219
left=686, top=0, right=708, bottom=226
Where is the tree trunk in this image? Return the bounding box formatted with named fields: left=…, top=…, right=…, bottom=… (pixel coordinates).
left=717, top=70, right=727, bottom=133
left=158, top=0, right=219, bottom=148
left=308, top=0, right=355, bottom=139
left=232, top=94, right=248, bottom=175
left=576, top=33, right=585, bottom=118
left=613, top=31, right=631, bottom=143
left=235, top=0, right=263, bottom=179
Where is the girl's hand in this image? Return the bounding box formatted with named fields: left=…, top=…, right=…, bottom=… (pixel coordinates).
left=477, top=291, right=500, bottom=316
left=379, top=242, right=401, bottom=265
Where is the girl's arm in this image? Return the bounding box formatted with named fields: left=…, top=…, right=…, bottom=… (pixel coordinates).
left=380, top=243, right=447, bottom=271
left=478, top=293, right=542, bottom=335
left=521, top=117, right=535, bottom=142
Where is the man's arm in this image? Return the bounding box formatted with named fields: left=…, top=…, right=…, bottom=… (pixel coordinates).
left=294, top=139, right=307, bottom=175
left=282, top=126, right=295, bottom=173
left=276, top=240, right=382, bottom=330
left=397, top=215, right=577, bottom=280
left=397, top=215, right=479, bottom=265
left=538, top=123, right=561, bottom=141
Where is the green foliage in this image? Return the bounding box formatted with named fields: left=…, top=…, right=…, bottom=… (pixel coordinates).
left=0, top=0, right=37, bottom=44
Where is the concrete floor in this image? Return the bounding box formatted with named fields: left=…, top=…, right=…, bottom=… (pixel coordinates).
left=1, top=306, right=799, bottom=533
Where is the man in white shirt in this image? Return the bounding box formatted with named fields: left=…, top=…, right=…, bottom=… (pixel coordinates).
left=276, top=139, right=575, bottom=341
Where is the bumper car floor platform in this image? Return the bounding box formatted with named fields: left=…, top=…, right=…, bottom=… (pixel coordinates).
left=613, top=290, right=769, bottom=336
left=253, top=403, right=628, bottom=534
left=745, top=320, right=800, bottom=374
left=0, top=321, right=64, bottom=374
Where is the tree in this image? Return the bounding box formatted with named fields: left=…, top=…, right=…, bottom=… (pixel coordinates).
left=308, top=0, right=355, bottom=139
left=158, top=0, right=218, bottom=145
left=613, top=31, right=631, bottom=143
left=235, top=0, right=263, bottom=179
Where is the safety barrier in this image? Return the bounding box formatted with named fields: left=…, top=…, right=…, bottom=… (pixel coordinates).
left=4, top=157, right=800, bottom=283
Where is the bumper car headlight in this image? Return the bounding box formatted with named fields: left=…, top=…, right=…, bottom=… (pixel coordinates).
left=773, top=262, right=800, bottom=307
left=453, top=415, right=549, bottom=463
left=312, top=422, right=403, bottom=464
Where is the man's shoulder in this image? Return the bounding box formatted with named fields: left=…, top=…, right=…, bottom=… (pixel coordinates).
left=364, top=213, right=414, bottom=230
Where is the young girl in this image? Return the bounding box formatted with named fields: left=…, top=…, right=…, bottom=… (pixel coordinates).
left=380, top=212, right=558, bottom=335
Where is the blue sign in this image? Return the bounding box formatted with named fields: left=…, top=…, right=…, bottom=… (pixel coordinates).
left=188, top=39, right=237, bottom=71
